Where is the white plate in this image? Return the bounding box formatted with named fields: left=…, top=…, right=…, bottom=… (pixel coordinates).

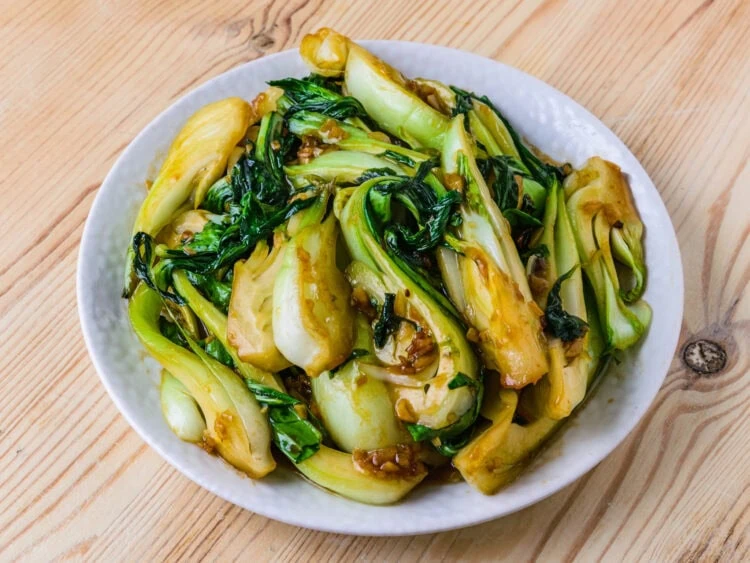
left=77, top=41, right=684, bottom=535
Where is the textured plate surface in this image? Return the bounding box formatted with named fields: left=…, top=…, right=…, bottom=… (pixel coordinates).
left=77, top=41, right=684, bottom=535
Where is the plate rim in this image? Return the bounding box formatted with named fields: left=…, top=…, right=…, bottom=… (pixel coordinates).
left=77, top=39, right=685, bottom=536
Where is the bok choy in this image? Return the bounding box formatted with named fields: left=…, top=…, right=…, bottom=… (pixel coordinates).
left=517, top=179, right=591, bottom=420
left=335, top=172, right=481, bottom=444
left=564, top=157, right=651, bottom=350
left=439, top=116, right=549, bottom=388
left=123, top=98, right=252, bottom=296
left=273, top=192, right=356, bottom=376
left=121, top=27, right=651, bottom=503
left=129, top=284, right=276, bottom=477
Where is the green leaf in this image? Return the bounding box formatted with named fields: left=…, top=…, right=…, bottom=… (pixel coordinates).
left=131, top=232, right=185, bottom=305
left=545, top=267, right=589, bottom=341
left=185, top=271, right=232, bottom=314
left=520, top=243, right=549, bottom=263
left=469, top=90, right=563, bottom=188
left=366, top=159, right=461, bottom=285
left=245, top=381, right=301, bottom=406
left=450, top=86, right=474, bottom=119
left=406, top=423, right=437, bottom=442
left=182, top=219, right=227, bottom=254
left=202, top=177, right=234, bottom=214
left=158, top=317, right=188, bottom=347
left=201, top=337, right=234, bottom=367
left=503, top=208, right=543, bottom=228
left=353, top=167, right=399, bottom=185
left=476, top=155, right=525, bottom=211
left=447, top=372, right=475, bottom=390
left=244, top=380, right=323, bottom=463
left=433, top=428, right=473, bottom=457
left=269, top=76, right=368, bottom=120
left=372, top=293, right=405, bottom=348
left=161, top=191, right=316, bottom=277
left=267, top=405, right=322, bottom=463
left=380, top=150, right=415, bottom=168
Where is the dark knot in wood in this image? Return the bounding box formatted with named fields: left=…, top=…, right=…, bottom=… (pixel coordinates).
left=251, top=33, right=276, bottom=51
left=682, top=339, right=727, bottom=375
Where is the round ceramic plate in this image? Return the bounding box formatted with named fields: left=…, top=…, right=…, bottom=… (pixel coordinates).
left=77, top=41, right=684, bottom=535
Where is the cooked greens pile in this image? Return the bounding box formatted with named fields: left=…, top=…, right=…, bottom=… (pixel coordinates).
left=123, top=28, right=651, bottom=502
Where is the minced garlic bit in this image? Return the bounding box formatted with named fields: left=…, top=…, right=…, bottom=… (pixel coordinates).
left=444, top=173, right=465, bottom=192
left=296, top=134, right=337, bottom=164
left=319, top=118, right=348, bottom=142
left=395, top=398, right=418, bottom=423
left=353, top=443, right=425, bottom=479
left=201, top=432, right=217, bottom=454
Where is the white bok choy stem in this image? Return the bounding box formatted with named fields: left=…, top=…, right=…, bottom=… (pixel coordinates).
left=227, top=232, right=292, bottom=374
left=285, top=151, right=405, bottom=186
left=519, top=180, right=590, bottom=419
left=160, top=370, right=206, bottom=443
left=298, top=28, right=449, bottom=149
left=297, top=446, right=427, bottom=505
left=335, top=182, right=479, bottom=440
left=564, top=157, right=651, bottom=350
left=311, top=316, right=409, bottom=452
left=172, top=270, right=282, bottom=391
left=124, top=98, right=251, bottom=296
left=439, top=116, right=548, bottom=388
left=129, top=284, right=275, bottom=478
left=273, top=194, right=355, bottom=376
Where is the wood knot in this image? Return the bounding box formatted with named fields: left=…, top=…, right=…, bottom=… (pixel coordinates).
left=251, top=32, right=275, bottom=51
left=226, top=19, right=247, bottom=39
left=682, top=339, right=727, bottom=375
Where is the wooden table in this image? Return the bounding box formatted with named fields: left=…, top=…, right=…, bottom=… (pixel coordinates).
left=1, top=0, right=748, bottom=560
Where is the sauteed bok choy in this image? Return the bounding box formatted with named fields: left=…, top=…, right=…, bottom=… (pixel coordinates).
left=123, top=28, right=650, bottom=502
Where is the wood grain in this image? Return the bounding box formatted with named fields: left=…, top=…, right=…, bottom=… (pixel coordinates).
left=0, top=0, right=748, bottom=560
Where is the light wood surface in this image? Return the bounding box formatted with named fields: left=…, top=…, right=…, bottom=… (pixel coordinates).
left=1, top=0, right=748, bottom=560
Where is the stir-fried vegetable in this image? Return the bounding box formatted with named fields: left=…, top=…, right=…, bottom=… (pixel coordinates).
left=285, top=151, right=404, bottom=186
left=123, top=98, right=252, bottom=296
left=344, top=44, right=449, bottom=149
left=273, top=195, right=355, bottom=376
left=439, top=116, right=548, bottom=388
left=454, top=287, right=608, bottom=493
left=129, top=284, right=275, bottom=477
left=172, top=270, right=281, bottom=390
left=123, top=27, right=651, bottom=503
left=227, top=234, right=292, bottom=373
left=160, top=370, right=206, bottom=443
left=516, top=179, right=591, bottom=420
left=297, top=445, right=427, bottom=505
left=286, top=111, right=429, bottom=163
left=300, top=28, right=449, bottom=149
left=270, top=76, right=367, bottom=120
left=311, top=316, right=407, bottom=452
left=451, top=86, right=563, bottom=189
left=564, top=157, right=651, bottom=350
left=146, top=112, right=317, bottom=283
left=299, top=27, right=350, bottom=77
left=336, top=173, right=481, bottom=444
